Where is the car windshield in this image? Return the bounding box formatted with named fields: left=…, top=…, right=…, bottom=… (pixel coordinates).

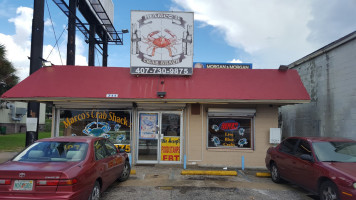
left=13, top=141, right=88, bottom=162
left=312, top=141, right=356, bottom=162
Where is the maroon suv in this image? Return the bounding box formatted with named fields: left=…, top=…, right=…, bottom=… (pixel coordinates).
left=265, top=137, right=356, bottom=200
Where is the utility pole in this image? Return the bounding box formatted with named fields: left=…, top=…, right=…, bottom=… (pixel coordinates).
left=103, top=34, right=108, bottom=67
left=88, top=24, right=95, bottom=66
left=26, top=0, right=44, bottom=146
left=67, top=0, right=77, bottom=65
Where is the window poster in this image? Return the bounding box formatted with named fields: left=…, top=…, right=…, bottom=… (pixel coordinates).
left=60, top=110, right=131, bottom=152
left=208, top=117, right=252, bottom=149
left=161, top=137, right=180, bottom=161
left=139, top=113, right=158, bottom=139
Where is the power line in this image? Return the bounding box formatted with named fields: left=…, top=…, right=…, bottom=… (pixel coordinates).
left=45, top=0, right=64, bottom=65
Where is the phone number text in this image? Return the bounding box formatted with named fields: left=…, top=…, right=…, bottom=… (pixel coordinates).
left=131, top=67, right=192, bottom=75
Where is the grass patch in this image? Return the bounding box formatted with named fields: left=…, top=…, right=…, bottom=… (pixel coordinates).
left=0, top=132, right=51, bottom=152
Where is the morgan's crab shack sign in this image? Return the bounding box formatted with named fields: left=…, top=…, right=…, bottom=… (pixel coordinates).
left=130, top=11, right=194, bottom=75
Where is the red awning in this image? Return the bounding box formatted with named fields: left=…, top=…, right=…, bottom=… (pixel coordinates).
left=1, top=65, right=310, bottom=104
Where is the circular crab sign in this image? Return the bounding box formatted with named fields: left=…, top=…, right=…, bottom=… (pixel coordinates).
left=130, top=11, right=194, bottom=75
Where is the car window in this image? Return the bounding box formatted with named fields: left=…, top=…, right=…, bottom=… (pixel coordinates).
left=295, top=139, right=312, bottom=157
left=104, top=140, right=118, bottom=156
left=279, top=138, right=299, bottom=154
left=94, top=140, right=108, bottom=160
left=312, top=141, right=356, bottom=162
left=13, top=142, right=88, bottom=162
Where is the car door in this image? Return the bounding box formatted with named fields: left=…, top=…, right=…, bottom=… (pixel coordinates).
left=93, top=139, right=120, bottom=190
left=275, top=138, right=299, bottom=181
left=103, top=140, right=125, bottom=180
left=292, top=139, right=319, bottom=191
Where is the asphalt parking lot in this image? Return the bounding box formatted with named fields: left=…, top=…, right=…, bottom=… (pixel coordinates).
left=101, top=165, right=320, bottom=200
left=0, top=153, right=319, bottom=200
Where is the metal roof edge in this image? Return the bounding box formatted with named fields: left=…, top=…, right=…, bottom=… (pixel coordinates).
left=288, top=31, right=356, bottom=68
left=0, top=97, right=310, bottom=105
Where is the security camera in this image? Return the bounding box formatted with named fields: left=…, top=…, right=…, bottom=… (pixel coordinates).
left=157, top=92, right=166, bottom=98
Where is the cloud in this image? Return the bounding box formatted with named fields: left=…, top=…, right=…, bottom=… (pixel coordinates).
left=228, top=59, right=242, bottom=63
left=173, top=0, right=356, bottom=68
left=307, top=0, right=356, bottom=46
left=1, top=6, right=88, bottom=81
left=0, top=7, right=32, bottom=81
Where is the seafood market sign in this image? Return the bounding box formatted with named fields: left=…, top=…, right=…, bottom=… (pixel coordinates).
left=130, top=11, right=194, bottom=75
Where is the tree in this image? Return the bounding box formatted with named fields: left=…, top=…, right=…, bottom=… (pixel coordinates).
left=0, top=44, right=19, bottom=96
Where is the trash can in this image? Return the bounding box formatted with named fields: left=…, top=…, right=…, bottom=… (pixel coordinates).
left=0, top=126, right=6, bottom=135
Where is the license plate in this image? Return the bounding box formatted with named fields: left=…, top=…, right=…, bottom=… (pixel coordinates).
left=13, top=180, right=34, bottom=191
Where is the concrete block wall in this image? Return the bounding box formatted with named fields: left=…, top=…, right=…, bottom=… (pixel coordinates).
left=280, top=37, right=356, bottom=139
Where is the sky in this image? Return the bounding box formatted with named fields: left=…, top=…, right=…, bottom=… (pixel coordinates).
left=0, top=0, right=356, bottom=81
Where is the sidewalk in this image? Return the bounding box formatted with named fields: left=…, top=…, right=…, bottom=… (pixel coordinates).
left=0, top=151, right=17, bottom=163
left=101, top=165, right=314, bottom=200
left=122, top=164, right=272, bottom=188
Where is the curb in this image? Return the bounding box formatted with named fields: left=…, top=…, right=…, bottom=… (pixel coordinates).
left=255, top=172, right=271, bottom=177
left=181, top=170, right=238, bottom=176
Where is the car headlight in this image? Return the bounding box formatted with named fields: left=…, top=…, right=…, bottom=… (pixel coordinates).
left=353, top=183, right=356, bottom=189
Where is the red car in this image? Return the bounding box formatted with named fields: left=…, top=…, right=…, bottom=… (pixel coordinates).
left=0, top=136, right=130, bottom=200
left=265, top=137, right=356, bottom=200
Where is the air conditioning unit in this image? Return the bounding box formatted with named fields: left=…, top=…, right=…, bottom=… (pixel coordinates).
left=270, top=128, right=281, bottom=144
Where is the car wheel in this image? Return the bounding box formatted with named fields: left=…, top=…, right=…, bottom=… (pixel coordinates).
left=88, top=181, right=100, bottom=200
left=320, top=181, right=339, bottom=200
left=270, top=162, right=282, bottom=183
left=118, top=160, right=131, bottom=182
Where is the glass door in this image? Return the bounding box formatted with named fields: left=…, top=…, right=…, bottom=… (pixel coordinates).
left=160, top=112, right=181, bottom=163
left=137, top=112, right=159, bottom=162
left=137, top=111, right=182, bottom=164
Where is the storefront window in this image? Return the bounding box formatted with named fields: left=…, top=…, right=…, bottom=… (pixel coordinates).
left=60, top=110, right=131, bottom=152
left=208, top=117, right=253, bottom=149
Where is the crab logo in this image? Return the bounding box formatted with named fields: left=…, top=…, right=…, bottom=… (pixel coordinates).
left=114, top=124, right=121, bottom=132
left=83, top=122, right=111, bottom=138
left=116, top=134, right=126, bottom=143
left=131, top=11, right=193, bottom=71
left=238, top=138, right=248, bottom=147
left=142, top=29, right=179, bottom=57
left=211, top=136, right=221, bottom=147
left=238, top=128, right=245, bottom=136
left=212, top=124, right=219, bottom=132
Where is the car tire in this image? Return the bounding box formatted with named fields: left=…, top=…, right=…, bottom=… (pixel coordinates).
left=320, top=181, right=339, bottom=200
left=88, top=181, right=100, bottom=200
left=118, top=160, right=131, bottom=182
left=270, top=162, right=282, bottom=183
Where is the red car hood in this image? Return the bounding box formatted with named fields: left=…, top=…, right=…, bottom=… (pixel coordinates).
left=324, top=162, right=356, bottom=180
left=0, top=161, right=83, bottom=179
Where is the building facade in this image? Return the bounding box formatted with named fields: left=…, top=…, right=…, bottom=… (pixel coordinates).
left=280, top=31, right=356, bottom=140
left=1, top=66, right=309, bottom=169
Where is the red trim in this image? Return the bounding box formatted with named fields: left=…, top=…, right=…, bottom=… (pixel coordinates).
left=1, top=66, right=310, bottom=101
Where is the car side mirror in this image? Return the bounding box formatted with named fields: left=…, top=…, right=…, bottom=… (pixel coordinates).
left=300, top=154, right=313, bottom=162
